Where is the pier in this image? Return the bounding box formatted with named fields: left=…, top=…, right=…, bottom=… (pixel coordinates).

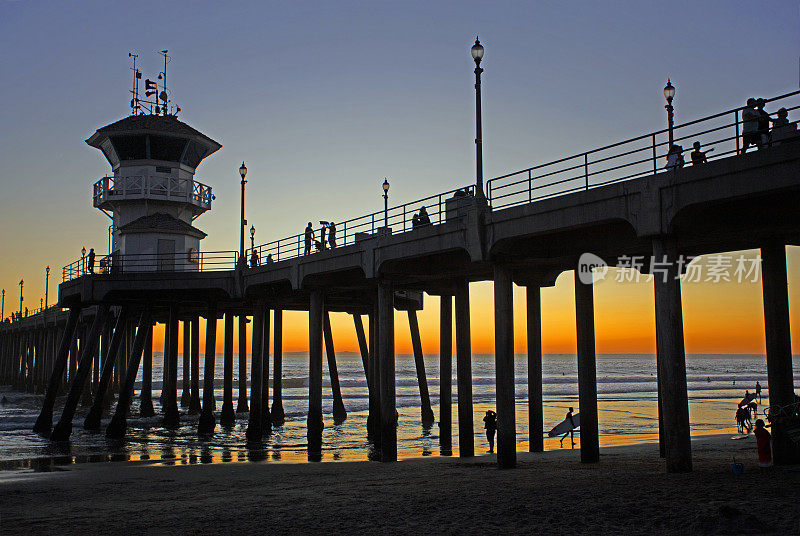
left=2, top=89, right=799, bottom=473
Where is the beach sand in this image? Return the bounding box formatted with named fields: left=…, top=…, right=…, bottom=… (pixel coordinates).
left=1, top=433, right=798, bottom=535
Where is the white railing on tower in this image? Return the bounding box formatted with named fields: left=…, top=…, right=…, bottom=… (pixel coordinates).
left=92, top=175, right=213, bottom=209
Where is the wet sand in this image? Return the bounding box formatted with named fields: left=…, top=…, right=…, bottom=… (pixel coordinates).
left=1, top=433, right=798, bottom=535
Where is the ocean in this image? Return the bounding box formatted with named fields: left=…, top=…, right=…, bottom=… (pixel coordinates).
left=1, top=354, right=798, bottom=468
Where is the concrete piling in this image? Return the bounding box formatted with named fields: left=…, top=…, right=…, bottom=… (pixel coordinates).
left=246, top=301, right=265, bottom=442
left=526, top=286, right=544, bottom=453
left=455, top=280, right=474, bottom=458
left=760, top=242, right=799, bottom=465
left=106, top=311, right=152, bottom=439
left=261, top=307, right=271, bottom=434
left=323, top=311, right=347, bottom=423
left=378, top=281, right=396, bottom=462
left=139, top=324, right=155, bottom=417
left=439, top=295, right=453, bottom=456
left=220, top=312, right=236, bottom=425
left=494, top=264, right=516, bottom=468
left=189, top=316, right=201, bottom=414
left=51, top=305, right=110, bottom=441
left=84, top=308, right=129, bottom=430
left=236, top=315, right=249, bottom=413
left=307, top=291, right=325, bottom=460
left=198, top=303, right=218, bottom=434
left=408, top=310, right=435, bottom=425
left=181, top=320, right=191, bottom=407
left=271, top=309, right=285, bottom=425
left=163, top=307, right=180, bottom=427
left=652, top=238, right=692, bottom=473
left=575, top=267, right=600, bottom=464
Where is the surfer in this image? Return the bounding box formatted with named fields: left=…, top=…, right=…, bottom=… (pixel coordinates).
left=483, top=410, right=497, bottom=454
left=755, top=381, right=762, bottom=403
left=561, top=407, right=576, bottom=448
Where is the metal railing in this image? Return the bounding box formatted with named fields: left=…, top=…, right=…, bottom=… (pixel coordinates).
left=63, top=250, right=238, bottom=281
left=92, top=175, right=213, bottom=209
left=247, top=185, right=476, bottom=265
left=486, top=90, right=800, bottom=210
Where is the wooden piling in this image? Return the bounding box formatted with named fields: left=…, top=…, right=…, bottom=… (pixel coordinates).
left=378, top=281, right=397, bottom=462
left=84, top=308, right=129, bottom=430
left=246, top=301, right=265, bottom=442
left=236, top=314, right=249, bottom=413
left=106, top=311, right=152, bottom=439
left=189, top=316, right=201, bottom=414
left=139, top=323, right=155, bottom=417
left=163, top=306, right=180, bottom=427
left=181, top=320, right=191, bottom=407
left=261, top=307, right=271, bottom=434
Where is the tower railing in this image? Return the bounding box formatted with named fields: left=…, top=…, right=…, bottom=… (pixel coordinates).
left=62, top=250, right=238, bottom=281
left=92, top=175, right=213, bottom=210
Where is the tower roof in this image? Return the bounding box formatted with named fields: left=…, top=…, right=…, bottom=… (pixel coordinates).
left=86, top=115, right=222, bottom=169
left=118, top=213, right=207, bottom=239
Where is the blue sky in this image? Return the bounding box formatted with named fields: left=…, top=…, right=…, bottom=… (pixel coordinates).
left=0, top=1, right=797, bottom=318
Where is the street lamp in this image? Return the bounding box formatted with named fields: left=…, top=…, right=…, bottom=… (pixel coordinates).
left=45, top=266, right=50, bottom=309
left=250, top=224, right=256, bottom=251
left=382, top=178, right=390, bottom=228
left=19, top=279, right=23, bottom=317
left=664, top=79, right=675, bottom=146
left=238, top=161, right=248, bottom=266
left=471, top=37, right=486, bottom=200
left=1, top=289, right=5, bottom=320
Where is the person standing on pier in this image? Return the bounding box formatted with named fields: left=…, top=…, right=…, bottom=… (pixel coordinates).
left=328, top=222, right=336, bottom=249
left=88, top=248, right=96, bottom=273
left=741, top=98, right=760, bottom=154
left=304, top=222, right=314, bottom=255
left=483, top=410, right=497, bottom=454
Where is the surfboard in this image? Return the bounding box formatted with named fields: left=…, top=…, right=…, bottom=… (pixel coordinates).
left=548, top=413, right=580, bottom=437
left=739, top=393, right=757, bottom=407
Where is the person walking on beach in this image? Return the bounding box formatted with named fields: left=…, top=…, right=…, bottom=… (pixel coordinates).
left=561, top=407, right=576, bottom=448
left=755, top=381, right=762, bottom=403
left=87, top=248, right=96, bottom=273
left=304, top=222, right=314, bottom=255
left=483, top=410, right=497, bottom=454
left=754, top=419, right=772, bottom=467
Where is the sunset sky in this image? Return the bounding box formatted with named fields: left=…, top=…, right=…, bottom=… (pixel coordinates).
left=0, top=1, right=797, bottom=356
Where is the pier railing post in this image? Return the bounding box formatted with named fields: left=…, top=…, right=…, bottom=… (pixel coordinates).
left=652, top=238, right=692, bottom=472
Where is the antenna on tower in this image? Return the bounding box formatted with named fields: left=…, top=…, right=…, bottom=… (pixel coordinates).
left=128, top=52, right=142, bottom=115
left=157, top=49, right=169, bottom=116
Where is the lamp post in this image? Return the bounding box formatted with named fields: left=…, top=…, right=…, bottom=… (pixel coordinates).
left=471, top=37, right=485, bottom=200
left=19, top=279, right=23, bottom=317
left=1, top=289, right=4, bottom=320
left=239, top=161, right=248, bottom=267
left=664, top=79, right=675, bottom=146
left=250, top=225, right=256, bottom=265
left=45, top=266, right=50, bottom=309
left=382, top=178, right=390, bottom=229
left=81, top=247, right=87, bottom=275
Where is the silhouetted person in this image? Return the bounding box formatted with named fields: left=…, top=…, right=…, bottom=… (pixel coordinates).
left=418, top=206, right=430, bottom=226
left=665, top=144, right=684, bottom=170
left=561, top=407, right=576, bottom=448
left=266, top=253, right=274, bottom=264
left=756, top=98, right=771, bottom=148
left=319, top=224, right=327, bottom=250
left=755, top=381, right=762, bottom=403
left=741, top=98, right=760, bottom=154
left=87, top=248, right=96, bottom=273
left=690, top=141, right=712, bottom=165
left=411, top=213, right=420, bottom=228
left=250, top=249, right=259, bottom=268
left=483, top=410, right=497, bottom=454
left=328, top=222, right=336, bottom=248
left=736, top=407, right=748, bottom=434
left=304, top=222, right=314, bottom=255
left=754, top=419, right=771, bottom=467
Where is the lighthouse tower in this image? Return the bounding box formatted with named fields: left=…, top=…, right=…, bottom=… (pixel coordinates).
left=85, top=55, right=221, bottom=272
